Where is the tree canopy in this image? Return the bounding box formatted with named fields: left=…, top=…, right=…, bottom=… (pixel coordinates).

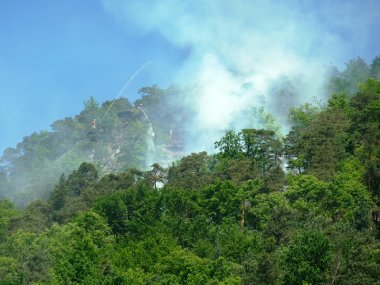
left=1, top=56, right=380, bottom=284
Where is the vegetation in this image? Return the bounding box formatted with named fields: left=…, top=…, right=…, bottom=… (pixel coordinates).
left=0, top=56, right=380, bottom=284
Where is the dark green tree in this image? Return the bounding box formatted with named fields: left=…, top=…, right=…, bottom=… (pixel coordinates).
left=284, top=103, right=319, bottom=174
left=305, top=110, right=350, bottom=180
left=369, top=55, right=380, bottom=80
left=214, top=130, right=243, bottom=159
left=349, top=79, right=380, bottom=197
left=283, top=231, right=331, bottom=285
left=328, top=57, right=370, bottom=96
left=167, top=152, right=214, bottom=190
left=241, top=129, right=282, bottom=177
left=0, top=200, right=19, bottom=243
left=146, top=163, right=167, bottom=190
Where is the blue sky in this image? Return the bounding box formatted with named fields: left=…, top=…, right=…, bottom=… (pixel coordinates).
left=0, top=0, right=188, bottom=154
left=0, top=0, right=379, bottom=155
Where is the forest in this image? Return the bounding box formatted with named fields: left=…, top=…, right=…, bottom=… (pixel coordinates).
left=0, top=56, right=380, bottom=284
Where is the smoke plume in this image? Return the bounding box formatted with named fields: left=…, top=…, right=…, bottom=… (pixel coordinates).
left=101, top=0, right=380, bottom=152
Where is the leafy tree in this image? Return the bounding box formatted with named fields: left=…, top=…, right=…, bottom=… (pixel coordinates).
left=215, top=129, right=283, bottom=182
left=369, top=55, right=380, bottom=80
left=327, top=92, right=351, bottom=114
left=0, top=171, right=11, bottom=200
left=349, top=79, right=380, bottom=197
left=49, top=174, right=67, bottom=211
left=10, top=200, right=52, bottom=234
left=0, top=229, right=39, bottom=283
left=283, top=231, right=331, bottom=285
left=201, top=181, right=241, bottom=224
left=328, top=57, right=370, bottom=96
left=153, top=249, right=242, bottom=284
left=258, top=252, right=282, bottom=285
left=77, top=96, right=100, bottom=126
left=114, top=184, right=162, bottom=239
left=305, top=109, right=350, bottom=180
left=249, top=192, right=292, bottom=242
left=65, top=162, right=98, bottom=197
left=212, top=222, right=260, bottom=263
left=0, top=200, right=19, bottom=243
left=0, top=256, right=21, bottom=284
left=146, top=163, right=167, bottom=190
left=215, top=130, right=243, bottom=160
left=284, top=103, right=319, bottom=174
left=288, top=103, right=319, bottom=128
left=285, top=106, right=350, bottom=180
left=214, top=157, right=258, bottom=185
left=327, top=223, right=380, bottom=285
left=263, top=165, right=286, bottom=192
left=81, top=169, right=143, bottom=207
left=49, top=163, right=98, bottom=223
left=285, top=174, right=329, bottom=217
left=240, top=129, right=282, bottom=177
left=94, top=193, right=128, bottom=235
left=327, top=157, right=373, bottom=229
left=46, top=211, right=115, bottom=284
left=167, top=152, right=214, bottom=190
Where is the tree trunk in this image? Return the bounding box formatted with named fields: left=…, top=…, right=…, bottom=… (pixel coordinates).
left=240, top=200, right=245, bottom=227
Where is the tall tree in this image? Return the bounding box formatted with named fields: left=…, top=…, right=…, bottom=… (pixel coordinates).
left=283, top=231, right=331, bottom=285
left=369, top=55, right=380, bottom=80
left=214, top=130, right=243, bottom=160
left=349, top=79, right=380, bottom=196
left=167, top=152, right=214, bottom=190
left=241, top=129, right=282, bottom=177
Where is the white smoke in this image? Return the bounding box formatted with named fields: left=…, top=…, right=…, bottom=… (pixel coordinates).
left=101, top=0, right=380, bottom=152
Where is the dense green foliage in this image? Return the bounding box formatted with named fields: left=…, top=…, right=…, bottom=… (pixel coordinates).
left=0, top=86, right=191, bottom=207
left=1, top=56, right=380, bottom=284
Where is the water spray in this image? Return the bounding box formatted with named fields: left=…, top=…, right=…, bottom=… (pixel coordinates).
left=138, top=104, right=155, bottom=138
left=100, top=61, right=152, bottom=123
left=137, top=104, right=150, bottom=121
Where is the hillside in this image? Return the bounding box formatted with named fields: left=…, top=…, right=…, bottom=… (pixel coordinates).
left=0, top=56, right=380, bottom=284
left=0, top=85, right=193, bottom=206
left=1, top=56, right=380, bottom=207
